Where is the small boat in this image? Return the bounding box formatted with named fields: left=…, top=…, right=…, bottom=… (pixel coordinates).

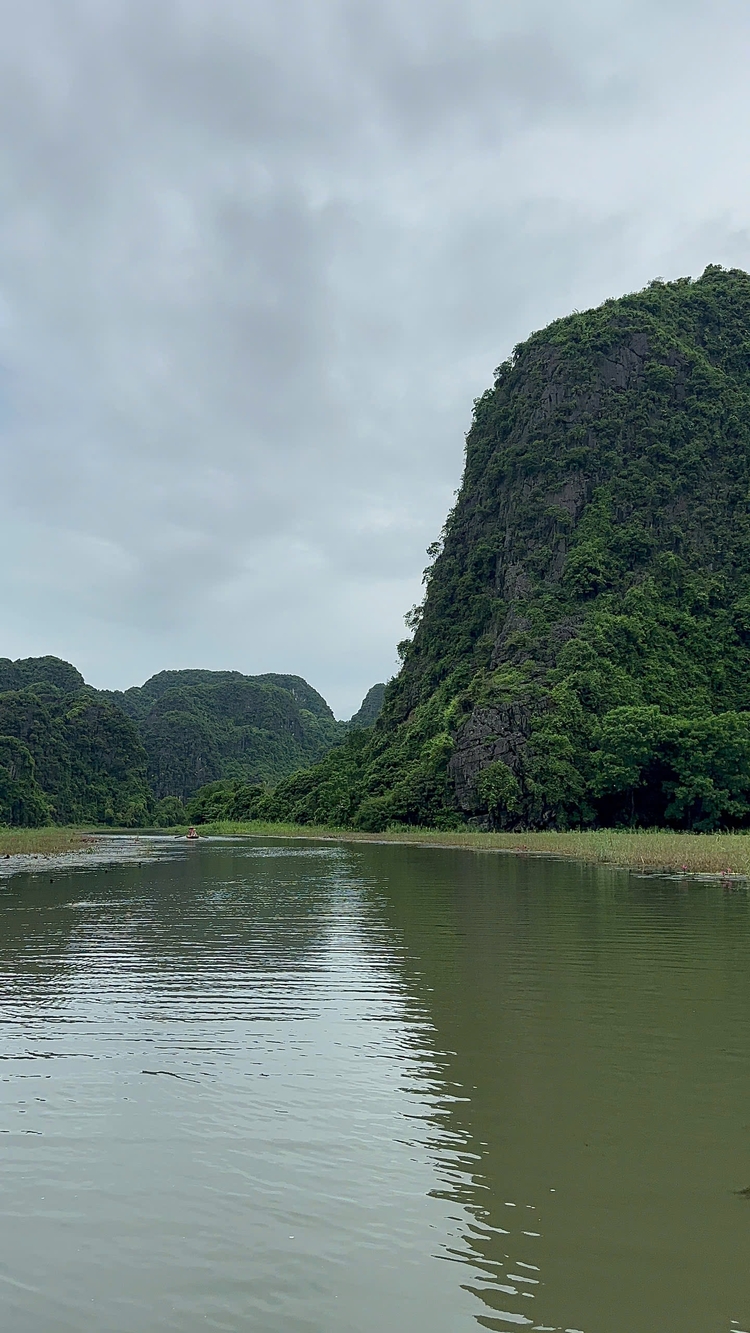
left=186, top=826, right=199, bottom=840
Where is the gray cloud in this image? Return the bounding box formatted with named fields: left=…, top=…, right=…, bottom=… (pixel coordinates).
left=1, top=0, right=750, bottom=714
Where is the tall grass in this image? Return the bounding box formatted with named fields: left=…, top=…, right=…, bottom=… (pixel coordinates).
left=194, top=820, right=750, bottom=875
left=5, top=820, right=748, bottom=876
left=0, top=827, right=92, bottom=857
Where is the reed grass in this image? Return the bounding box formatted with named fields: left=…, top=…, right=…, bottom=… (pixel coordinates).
left=194, top=820, right=750, bottom=875
left=0, top=827, right=92, bottom=857
left=5, top=820, right=747, bottom=876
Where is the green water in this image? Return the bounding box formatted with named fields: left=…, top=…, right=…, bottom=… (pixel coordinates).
left=1, top=837, right=749, bottom=1332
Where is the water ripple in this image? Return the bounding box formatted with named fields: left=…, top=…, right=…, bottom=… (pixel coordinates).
left=1, top=838, right=749, bottom=1331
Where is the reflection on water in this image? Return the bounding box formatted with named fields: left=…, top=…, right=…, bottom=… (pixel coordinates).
left=1, top=838, right=750, bottom=1332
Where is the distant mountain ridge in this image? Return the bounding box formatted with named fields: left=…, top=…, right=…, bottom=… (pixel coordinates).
left=0, top=656, right=385, bottom=824
left=112, top=669, right=336, bottom=720
left=0, top=656, right=151, bottom=826
left=103, top=669, right=348, bottom=802
left=0, top=656, right=86, bottom=695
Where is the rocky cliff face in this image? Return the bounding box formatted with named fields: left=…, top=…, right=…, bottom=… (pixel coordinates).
left=267, top=266, right=750, bottom=831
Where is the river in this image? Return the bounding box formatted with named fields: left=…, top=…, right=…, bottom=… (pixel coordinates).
left=1, top=836, right=749, bottom=1331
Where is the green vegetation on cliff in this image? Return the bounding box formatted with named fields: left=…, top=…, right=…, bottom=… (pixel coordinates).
left=348, top=683, right=386, bottom=728
left=182, top=683, right=385, bottom=824
left=240, top=266, right=750, bottom=832
left=107, top=670, right=347, bottom=803
left=0, top=658, right=152, bottom=826
left=0, top=657, right=356, bottom=825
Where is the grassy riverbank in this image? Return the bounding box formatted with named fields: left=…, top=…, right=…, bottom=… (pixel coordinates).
left=5, top=821, right=749, bottom=876
left=0, top=827, right=92, bottom=856
left=193, top=820, right=750, bottom=875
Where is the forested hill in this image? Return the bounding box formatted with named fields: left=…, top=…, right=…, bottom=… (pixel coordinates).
left=0, top=656, right=86, bottom=694
left=0, top=658, right=353, bottom=823
left=0, top=657, right=151, bottom=826
left=258, top=265, right=750, bottom=832
left=104, top=669, right=348, bottom=802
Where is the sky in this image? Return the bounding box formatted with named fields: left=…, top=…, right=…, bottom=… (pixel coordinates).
left=2, top=0, right=750, bottom=717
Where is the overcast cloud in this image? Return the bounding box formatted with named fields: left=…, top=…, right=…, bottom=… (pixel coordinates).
left=1, top=0, right=749, bottom=715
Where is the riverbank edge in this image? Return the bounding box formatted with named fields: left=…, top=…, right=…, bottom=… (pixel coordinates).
left=0, top=828, right=93, bottom=856
left=177, top=820, right=750, bottom=878
left=4, top=822, right=750, bottom=878
left=0, top=830, right=157, bottom=880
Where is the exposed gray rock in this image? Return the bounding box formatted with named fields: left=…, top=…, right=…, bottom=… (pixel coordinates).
left=448, top=701, right=544, bottom=814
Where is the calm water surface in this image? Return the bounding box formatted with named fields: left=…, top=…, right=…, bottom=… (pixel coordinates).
left=1, top=837, right=750, bottom=1332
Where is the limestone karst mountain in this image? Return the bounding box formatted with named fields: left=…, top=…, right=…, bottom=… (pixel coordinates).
left=0, top=657, right=151, bottom=826
left=259, top=266, right=750, bottom=831
left=107, top=669, right=346, bottom=802
left=0, top=659, right=346, bottom=824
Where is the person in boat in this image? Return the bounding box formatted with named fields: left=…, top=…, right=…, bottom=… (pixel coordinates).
left=186, top=826, right=199, bottom=840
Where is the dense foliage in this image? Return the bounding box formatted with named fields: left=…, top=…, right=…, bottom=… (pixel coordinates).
left=106, top=669, right=348, bottom=802
left=348, top=683, right=386, bottom=728
left=0, top=656, right=379, bottom=826
left=183, top=683, right=385, bottom=823
left=0, top=661, right=152, bottom=826
left=250, top=266, right=750, bottom=833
